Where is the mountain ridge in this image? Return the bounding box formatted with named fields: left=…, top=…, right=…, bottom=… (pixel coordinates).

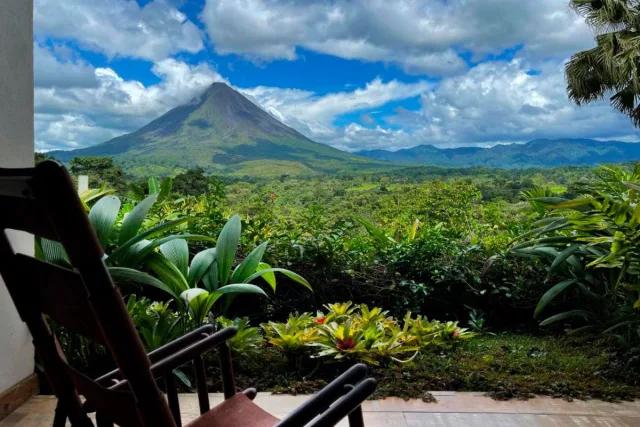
left=356, top=138, right=640, bottom=168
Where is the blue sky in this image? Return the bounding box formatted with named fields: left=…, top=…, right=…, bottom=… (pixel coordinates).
left=34, top=0, right=640, bottom=152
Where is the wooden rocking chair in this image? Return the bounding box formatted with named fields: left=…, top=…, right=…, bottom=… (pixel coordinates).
left=0, top=161, right=376, bottom=427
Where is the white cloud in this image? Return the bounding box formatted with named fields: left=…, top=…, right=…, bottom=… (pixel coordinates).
left=241, top=78, right=429, bottom=142
left=36, top=56, right=224, bottom=150
left=238, top=60, right=639, bottom=151
left=35, top=0, right=203, bottom=61
left=404, top=60, right=639, bottom=148
left=34, top=43, right=98, bottom=89
left=202, top=0, right=593, bottom=76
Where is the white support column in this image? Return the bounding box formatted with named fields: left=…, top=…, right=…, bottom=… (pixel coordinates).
left=0, top=0, right=36, bottom=399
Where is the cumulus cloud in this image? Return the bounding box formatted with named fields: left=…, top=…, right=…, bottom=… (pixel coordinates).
left=239, top=60, right=639, bottom=151
left=35, top=0, right=203, bottom=61
left=202, top=0, right=593, bottom=76
left=34, top=43, right=98, bottom=89
left=36, top=56, right=224, bottom=150
left=241, top=78, right=429, bottom=143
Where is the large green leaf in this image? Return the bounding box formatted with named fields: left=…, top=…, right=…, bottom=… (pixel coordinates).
left=126, top=234, right=216, bottom=267
left=534, top=279, right=577, bottom=319
left=160, top=239, right=189, bottom=278
left=148, top=177, right=160, bottom=195
left=181, top=289, right=220, bottom=325
left=108, top=266, right=180, bottom=301
left=110, top=217, right=189, bottom=262
left=244, top=268, right=312, bottom=291
left=88, top=195, right=121, bottom=247
left=188, top=248, right=217, bottom=287
left=216, top=215, right=241, bottom=286
left=550, top=245, right=582, bottom=271
left=216, top=283, right=268, bottom=297
left=35, top=237, right=69, bottom=266
left=202, top=261, right=219, bottom=292
left=118, top=193, right=159, bottom=245
left=539, top=310, right=590, bottom=327
left=255, top=262, right=276, bottom=291
left=146, top=252, right=189, bottom=298
left=230, top=242, right=268, bottom=283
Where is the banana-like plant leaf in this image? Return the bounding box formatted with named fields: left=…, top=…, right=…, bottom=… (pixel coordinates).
left=110, top=217, right=189, bottom=262
left=160, top=239, right=189, bottom=278
left=216, top=283, right=268, bottom=297
left=146, top=252, right=189, bottom=297
left=188, top=248, right=217, bottom=287
left=108, top=266, right=181, bottom=301
left=216, top=215, right=241, bottom=286
left=244, top=268, right=312, bottom=291
left=181, top=289, right=220, bottom=325
left=158, top=177, right=173, bottom=202
left=230, top=241, right=268, bottom=283
left=88, top=195, right=121, bottom=247
left=550, top=245, right=581, bottom=271
left=255, top=262, right=276, bottom=291
left=534, top=279, right=577, bottom=319
left=118, top=193, right=159, bottom=245
left=148, top=177, right=160, bottom=195
left=202, top=261, right=219, bottom=292
left=539, top=309, right=590, bottom=326
left=35, top=237, right=70, bottom=266
left=127, top=234, right=216, bottom=267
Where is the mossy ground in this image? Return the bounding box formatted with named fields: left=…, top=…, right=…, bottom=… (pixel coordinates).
left=206, top=333, right=640, bottom=402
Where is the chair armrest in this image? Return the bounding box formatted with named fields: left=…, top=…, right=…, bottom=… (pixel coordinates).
left=149, top=326, right=237, bottom=373
left=275, top=363, right=370, bottom=427
left=307, top=378, right=377, bottom=427
left=106, top=326, right=238, bottom=390
left=95, top=324, right=218, bottom=386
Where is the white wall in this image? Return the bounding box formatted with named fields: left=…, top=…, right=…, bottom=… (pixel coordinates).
left=0, top=0, right=35, bottom=392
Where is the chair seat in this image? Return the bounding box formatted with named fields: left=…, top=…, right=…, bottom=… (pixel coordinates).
left=186, top=393, right=280, bottom=427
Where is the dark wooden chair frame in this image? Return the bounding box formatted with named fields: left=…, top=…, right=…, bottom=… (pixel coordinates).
left=0, top=161, right=376, bottom=427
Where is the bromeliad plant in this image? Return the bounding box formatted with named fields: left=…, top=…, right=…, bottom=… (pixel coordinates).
left=263, top=302, right=473, bottom=365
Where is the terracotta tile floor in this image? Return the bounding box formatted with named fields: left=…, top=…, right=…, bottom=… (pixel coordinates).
left=3, top=392, right=640, bottom=426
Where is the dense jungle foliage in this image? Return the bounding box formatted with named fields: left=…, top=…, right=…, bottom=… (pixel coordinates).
left=38, top=156, right=640, bottom=400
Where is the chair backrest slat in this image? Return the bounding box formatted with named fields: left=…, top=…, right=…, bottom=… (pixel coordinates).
left=0, top=161, right=176, bottom=427
left=15, top=255, right=107, bottom=343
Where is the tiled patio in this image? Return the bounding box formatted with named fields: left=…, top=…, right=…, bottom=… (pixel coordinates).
left=2, top=392, right=640, bottom=426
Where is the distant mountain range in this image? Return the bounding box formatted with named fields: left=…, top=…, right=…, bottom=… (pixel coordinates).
left=356, top=139, right=640, bottom=169
left=49, top=82, right=377, bottom=177
left=48, top=83, right=640, bottom=176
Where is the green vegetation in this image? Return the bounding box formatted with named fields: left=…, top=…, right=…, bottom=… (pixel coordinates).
left=45, top=159, right=640, bottom=400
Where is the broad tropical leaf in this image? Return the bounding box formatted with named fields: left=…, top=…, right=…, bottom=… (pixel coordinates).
left=244, top=267, right=312, bottom=291
left=88, top=195, right=121, bottom=247
left=160, top=239, right=189, bottom=278
left=230, top=241, right=268, bottom=283
left=216, top=215, right=241, bottom=286
left=534, top=279, right=577, bottom=318
left=119, top=193, right=159, bottom=245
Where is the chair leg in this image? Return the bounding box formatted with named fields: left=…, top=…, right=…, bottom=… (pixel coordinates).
left=219, top=343, right=236, bottom=399
left=96, top=412, right=114, bottom=427
left=193, top=355, right=210, bottom=414
left=347, top=406, right=365, bottom=427
left=165, top=371, right=182, bottom=427
left=52, top=402, right=67, bottom=427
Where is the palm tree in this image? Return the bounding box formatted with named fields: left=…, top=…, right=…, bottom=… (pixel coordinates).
left=566, top=0, right=640, bottom=125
